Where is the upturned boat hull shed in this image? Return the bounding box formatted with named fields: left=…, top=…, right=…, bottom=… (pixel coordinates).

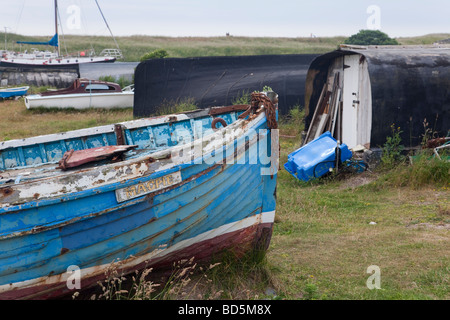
left=304, top=45, right=450, bottom=149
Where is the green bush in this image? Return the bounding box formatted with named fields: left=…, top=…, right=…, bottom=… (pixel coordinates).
left=139, top=49, right=169, bottom=62
left=344, top=30, right=398, bottom=45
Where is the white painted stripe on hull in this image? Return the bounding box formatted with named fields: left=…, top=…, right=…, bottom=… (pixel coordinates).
left=0, top=210, right=275, bottom=295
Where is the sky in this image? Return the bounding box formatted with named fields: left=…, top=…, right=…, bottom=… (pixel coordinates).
left=0, top=0, right=449, bottom=39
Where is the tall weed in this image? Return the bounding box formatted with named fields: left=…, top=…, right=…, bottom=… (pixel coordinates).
left=231, top=90, right=251, bottom=105
left=380, top=124, right=405, bottom=168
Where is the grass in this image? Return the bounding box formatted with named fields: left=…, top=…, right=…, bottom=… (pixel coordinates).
left=153, top=97, right=198, bottom=116
left=373, top=155, right=449, bottom=190
left=5, top=33, right=450, bottom=62
left=396, top=33, right=450, bottom=45
left=5, top=33, right=346, bottom=61
left=98, top=75, right=133, bottom=89
left=1, top=94, right=449, bottom=300
left=268, top=112, right=449, bottom=300
left=270, top=175, right=449, bottom=299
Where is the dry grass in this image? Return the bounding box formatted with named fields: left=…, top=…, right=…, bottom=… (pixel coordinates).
left=396, top=33, right=450, bottom=45
left=73, top=253, right=271, bottom=300
left=6, top=33, right=347, bottom=61
left=6, top=33, right=450, bottom=62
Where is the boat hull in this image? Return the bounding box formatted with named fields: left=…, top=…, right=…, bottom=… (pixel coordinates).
left=0, top=211, right=274, bottom=300
left=24, top=92, right=134, bottom=109
left=0, top=102, right=278, bottom=300
left=0, top=86, right=29, bottom=99
left=0, top=56, right=116, bottom=69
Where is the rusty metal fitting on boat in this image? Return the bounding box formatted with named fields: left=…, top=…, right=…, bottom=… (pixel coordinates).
left=211, top=117, right=227, bottom=130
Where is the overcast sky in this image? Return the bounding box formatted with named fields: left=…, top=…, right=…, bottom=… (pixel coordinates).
left=1, top=0, right=449, bottom=38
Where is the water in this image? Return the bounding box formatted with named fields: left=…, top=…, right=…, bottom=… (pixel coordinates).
left=79, top=61, right=139, bottom=81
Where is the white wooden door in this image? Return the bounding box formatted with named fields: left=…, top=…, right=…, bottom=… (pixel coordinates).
left=342, top=54, right=360, bottom=149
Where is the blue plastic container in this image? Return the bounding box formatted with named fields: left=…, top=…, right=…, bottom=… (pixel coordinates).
left=284, top=131, right=352, bottom=182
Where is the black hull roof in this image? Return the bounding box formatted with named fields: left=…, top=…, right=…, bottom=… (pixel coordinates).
left=133, top=54, right=319, bottom=117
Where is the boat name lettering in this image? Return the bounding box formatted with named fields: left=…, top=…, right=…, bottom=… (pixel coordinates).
left=115, top=171, right=182, bottom=202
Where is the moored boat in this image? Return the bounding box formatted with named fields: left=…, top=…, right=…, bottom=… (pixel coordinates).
left=0, top=86, right=29, bottom=99
left=0, top=0, right=120, bottom=71
left=0, top=52, right=117, bottom=70
left=24, top=78, right=134, bottom=109
left=0, top=91, right=279, bottom=299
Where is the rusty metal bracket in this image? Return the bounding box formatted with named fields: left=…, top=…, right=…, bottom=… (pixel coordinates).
left=211, top=118, right=228, bottom=130
left=114, top=124, right=126, bottom=145
left=209, top=104, right=250, bottom=116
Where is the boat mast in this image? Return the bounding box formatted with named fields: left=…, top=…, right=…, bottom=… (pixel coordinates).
left=95, top=0, right=120, bottom=51
left=54, top=0, right=60, bottom=56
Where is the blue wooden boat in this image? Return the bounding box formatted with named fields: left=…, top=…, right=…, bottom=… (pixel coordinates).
left=0, top=86, right=29, bottom=99
left=0, top=92, right=279, bottom=299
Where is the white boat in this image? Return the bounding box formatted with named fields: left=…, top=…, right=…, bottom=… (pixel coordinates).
left=0, top=0, right=121, bottom=70
left=0, top=49, right=118, bottom=69
left=24, top=79, right=134, bottom=109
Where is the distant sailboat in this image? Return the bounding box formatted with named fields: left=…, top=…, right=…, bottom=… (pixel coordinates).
left=0, top=0, right=122, bottom=70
